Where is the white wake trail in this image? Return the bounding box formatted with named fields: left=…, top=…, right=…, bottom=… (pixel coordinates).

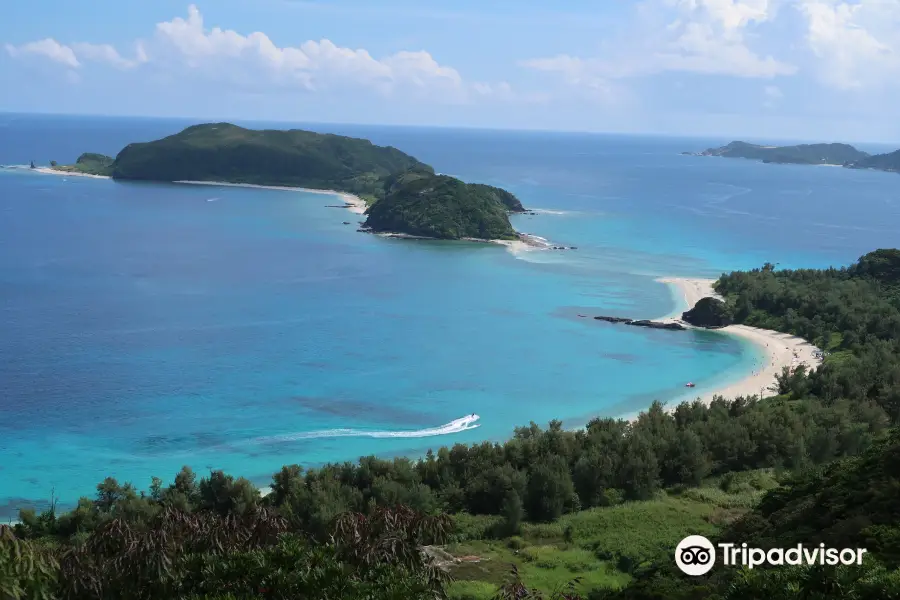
left=251, top=414, right=480, bottom=444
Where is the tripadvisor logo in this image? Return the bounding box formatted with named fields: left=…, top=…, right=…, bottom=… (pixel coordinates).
left=675, top=535, right=868, bottom=576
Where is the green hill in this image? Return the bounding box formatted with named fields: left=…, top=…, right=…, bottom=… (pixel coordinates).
left=50, top=152, right=115, bottom=176
left=363, top=170, right=520, bottom=240
left=51, top=124, right=526, bottom=241
left=694, top=141, right=869, bottom=165
left=846, top=149, right=900, bottom=173
left=107, top=123, right=431, bottom=199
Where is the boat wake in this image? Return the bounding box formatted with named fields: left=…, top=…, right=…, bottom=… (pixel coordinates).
left=528, top=208, right=570, bottom=215
left=251, top=414, right=480, bottom=444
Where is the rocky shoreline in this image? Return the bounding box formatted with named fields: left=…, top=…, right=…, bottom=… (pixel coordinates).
left=590, top=315, right=687, bottom=331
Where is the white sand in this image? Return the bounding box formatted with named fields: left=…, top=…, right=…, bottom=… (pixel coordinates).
left=32, top=166, right=111, bottom=179
left=175, top=180, right=368, bottom=214
left=29, top=169, right=368, bottom=214
left=650, top=277, right=823, bottom=410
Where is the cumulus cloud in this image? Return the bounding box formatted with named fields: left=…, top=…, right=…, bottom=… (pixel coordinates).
left=4, top=4, right=506, bottom=103
left=5, top=38, right=145, bottom=70
left=5, top=38, right=80, bottom=68
left=521, top=0, right=795, bottom=93
left=798, top=0, right=900, bottom=90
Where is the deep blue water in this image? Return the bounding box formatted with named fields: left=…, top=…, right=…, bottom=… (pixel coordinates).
left=2, top=113, right=899, bottom=516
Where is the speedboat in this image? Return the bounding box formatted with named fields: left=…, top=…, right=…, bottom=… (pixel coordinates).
left=685, top=382, right=695, bottom=388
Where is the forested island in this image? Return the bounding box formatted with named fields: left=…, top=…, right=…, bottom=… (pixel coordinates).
left=846, top=148, right=900, bottom=172
left=685, top=140, right=870, bottom=165
left=49, top=123, right=526, bottom=241
left=363, top=168, right=523, bottom=240
left=5, top=249, right=900, bottom=599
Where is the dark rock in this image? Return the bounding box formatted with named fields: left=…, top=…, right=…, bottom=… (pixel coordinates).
left=682, top=297, right=733, bottom=328
left=593, top=315, right=686, bottom=331
left=594, top=316, right=633, bottom=324
left=630, top=320, right=686, bottom=331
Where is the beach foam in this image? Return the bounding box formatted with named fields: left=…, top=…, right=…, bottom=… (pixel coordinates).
left=251, top=414, right=480, bottom=444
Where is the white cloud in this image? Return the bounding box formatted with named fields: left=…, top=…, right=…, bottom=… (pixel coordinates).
left=521, top=0, right=795, bottom=93
left=5, top=38, right=145, bottom=70
left=71, top=42, right=146, bottom=69
left=4, top=4, right=504, bottom=103
left=5, top=38, right=80, bottom=68
left=799, top=0, right=900, bottom=90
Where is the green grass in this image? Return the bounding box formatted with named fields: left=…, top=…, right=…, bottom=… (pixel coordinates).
left=447, top=579, right=498, bottom=600
left=442, top=477, right=771, bottom=596
left=445, top=539, right=630, bottom=596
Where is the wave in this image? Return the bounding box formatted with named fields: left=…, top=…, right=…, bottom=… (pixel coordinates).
left=528, top=208, right=570, bottom=215
left=251, top=414, right=480, bottom=444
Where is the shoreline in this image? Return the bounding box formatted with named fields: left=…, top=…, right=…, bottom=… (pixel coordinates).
left=644, top=277, right=823, bottom=414
left=373, top=231, right=552, bottom=253
left=173, top=180, right=368, bottom=215
left=32, top=166, right=111, bottom=180
left=21, top=167, right=370, bottom=215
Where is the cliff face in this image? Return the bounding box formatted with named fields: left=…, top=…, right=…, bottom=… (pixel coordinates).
left=681, top=297, right=733, bottom=328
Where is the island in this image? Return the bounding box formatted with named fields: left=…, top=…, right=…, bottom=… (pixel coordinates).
left=362, top=168, right=523, bottom=240
left=685, top=140, right=869, bottom=165
left=50, top=152, right=115, bottom=176
left=845, top=149, right=900, bottom=173
left=49, top=123, right=527, bottom=241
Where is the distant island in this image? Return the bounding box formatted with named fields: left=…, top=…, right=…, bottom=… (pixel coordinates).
left=362, top=168, right=523, bottom=240
left=48, top=123, right=527, bottom=241
left=683, top=140, right=870, bottom=165
left=845, top=149, right=900, bottom=173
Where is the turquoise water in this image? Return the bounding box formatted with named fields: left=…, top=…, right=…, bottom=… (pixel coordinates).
left=2, top=114, right=898, bottom=515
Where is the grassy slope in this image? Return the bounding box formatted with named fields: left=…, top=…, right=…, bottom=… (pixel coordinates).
left=443, top=471, right=775, bottom=599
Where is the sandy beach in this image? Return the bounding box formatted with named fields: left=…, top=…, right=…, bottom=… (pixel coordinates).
left=174, top=180, right=368, bottom=214
left=25, top=168, right=369, bottom=215
left=653, top=277, right=823, bottom=409
left=32, top=166, right=111, bottom=180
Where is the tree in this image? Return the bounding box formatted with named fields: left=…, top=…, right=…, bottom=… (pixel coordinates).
left=525, top=456, right=575, bottom=522
left=662, top=429, right=710, bottom=486
left=500, top=490, right=524, bottom=536
left=617, top=433, right=660, bottom=500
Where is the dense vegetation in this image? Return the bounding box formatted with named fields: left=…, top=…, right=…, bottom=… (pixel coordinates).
left=105, top=123, right=430, bottom=200
left=364, top=169, right=521, bottom=240
left=50, top=153, right=114, bottom=176
left=715, top=251, right=900, bottom=422
left=6, top=249, right=900, bottom=598
left=695, top=141, right=869, bottom=165
left=847, top=148, right=900, bottom=173
left=55, top=124, right=526, bottom=240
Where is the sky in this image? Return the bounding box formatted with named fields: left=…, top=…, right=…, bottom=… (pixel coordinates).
left=3, top=0, right=900, bottom=141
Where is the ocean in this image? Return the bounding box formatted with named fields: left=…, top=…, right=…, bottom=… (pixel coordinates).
left=2, top=113, right=899, bottom=516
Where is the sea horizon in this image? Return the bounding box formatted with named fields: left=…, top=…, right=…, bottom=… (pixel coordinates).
left=2, top=113, right=899, bottom=517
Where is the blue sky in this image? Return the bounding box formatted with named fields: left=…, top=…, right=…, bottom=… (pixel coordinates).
left=3, top=0, right=900, bottom=141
